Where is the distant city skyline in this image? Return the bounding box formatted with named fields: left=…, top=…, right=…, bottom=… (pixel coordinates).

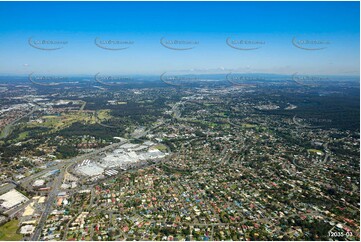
left=0, top=1, right=359, bottom=76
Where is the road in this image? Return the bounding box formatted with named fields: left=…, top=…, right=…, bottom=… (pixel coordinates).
left=0, top=106, right=38, bottom=139
left=30, top=140, right=129, bottom=240
left=0, top=182, right=16, bottom=195
left=31, top=169, right=65, bottom=240
left=18, top=120, right=163, bottom=240
left=4, top=199, right=32, bottom=219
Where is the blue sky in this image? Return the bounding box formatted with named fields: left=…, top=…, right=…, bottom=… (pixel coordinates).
left=0, top=1, right=359, bottom=76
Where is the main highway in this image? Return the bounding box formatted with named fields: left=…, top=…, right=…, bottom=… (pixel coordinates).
left=30, top=140, right=128, bottom=240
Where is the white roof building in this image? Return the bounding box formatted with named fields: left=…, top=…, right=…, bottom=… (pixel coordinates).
left=76, top=163, right=104, bottom=177
left=20, top=224, right=35, bottom=235
left=0, top=189, right=29, bottom=210
left=33, top=179, right=45, bottom=187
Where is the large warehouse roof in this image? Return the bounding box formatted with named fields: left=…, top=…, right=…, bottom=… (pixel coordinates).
left=0, top=189, right=29, bottom=210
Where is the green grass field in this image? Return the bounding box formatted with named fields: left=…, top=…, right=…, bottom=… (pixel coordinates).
left=25, top=110, right=112, bottom=132
left=307, top=149, right=324, bottom=155
left=16, top=131, right=29, bottom=141
left=153, top=144, right=168, bottom=151
left=242, top=123, right=257, bottom=128
left=0, top=219, right=22, bottom=241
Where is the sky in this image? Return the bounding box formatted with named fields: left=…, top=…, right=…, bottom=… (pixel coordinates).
left=0, top=1, right=359, bottom=76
